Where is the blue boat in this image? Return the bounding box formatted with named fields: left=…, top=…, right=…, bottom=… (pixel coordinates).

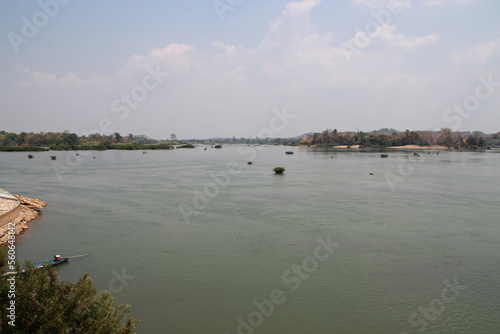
left=1, top=254, right=87, bottom=277
left=33, top=257, right=69, bottom=269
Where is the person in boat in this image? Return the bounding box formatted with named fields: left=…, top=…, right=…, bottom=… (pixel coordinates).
left=54, top=254, right=60, bottom=262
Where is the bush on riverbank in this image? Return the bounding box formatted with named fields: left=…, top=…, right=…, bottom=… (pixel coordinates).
left=49, top=143, right=174, bottom=151
left=0, top=262, right=139, bottom=333
left=0, top=146, right=48, bottom=152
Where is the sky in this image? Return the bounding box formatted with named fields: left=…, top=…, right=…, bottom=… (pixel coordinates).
left=0, top=0, right=499, bottom=139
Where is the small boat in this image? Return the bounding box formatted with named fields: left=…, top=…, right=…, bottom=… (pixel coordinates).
left=1, top=254, right=87, bottom=277
left=33, top=257, right=69, bottom=269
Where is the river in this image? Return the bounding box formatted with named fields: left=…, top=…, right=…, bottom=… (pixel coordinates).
left=1, top=146, right=499, bottom=333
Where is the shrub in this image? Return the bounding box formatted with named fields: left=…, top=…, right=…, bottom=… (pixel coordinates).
left=0, top=263, right=139, bottom=333
left=176, top=144, right=195, bottom=149
left=0, top=245, right=7, bottom=268
left=273, top=167, right=285, bottom=174
left=0, top=146, right=47, bottom=152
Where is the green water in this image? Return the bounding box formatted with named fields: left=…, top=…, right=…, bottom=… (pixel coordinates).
left=1, top=146, right=499, bottom=333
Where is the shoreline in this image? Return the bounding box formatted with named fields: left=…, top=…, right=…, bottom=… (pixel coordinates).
left=387, top=145, right=450, bottom=150
left=301, top=144, right=452, bottom=150
left=0, top=192, right=46, bottom=245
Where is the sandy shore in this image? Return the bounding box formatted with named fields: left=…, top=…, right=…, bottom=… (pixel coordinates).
left=0, top=194, right=46, bottom=245
left=388, top=145, right=449, bottom=150
left=333, top=145, right=361, bottom=149
left=302, top=144, right=450, bottom=149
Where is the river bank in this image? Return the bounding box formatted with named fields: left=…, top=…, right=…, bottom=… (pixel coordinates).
left=388, top=144, right=450, bottom=150
left=0, top=192, right=46, bottom=245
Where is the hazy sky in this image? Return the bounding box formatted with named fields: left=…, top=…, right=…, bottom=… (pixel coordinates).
left=1, top=0, right=499, bottom=139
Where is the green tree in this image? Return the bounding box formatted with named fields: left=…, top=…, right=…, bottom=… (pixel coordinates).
left=0, top=263, right=139, bottom=334
left=114, top=132, right=123, bottom=143
left=61, top=132, right=79, bottom=146
left=0, top=245, right=7, bottom=267
left=17, top=132, right=27, bottom=145
left=4, top=133, right=18, bottom=146
left=440, top=128, right=453, bottom=147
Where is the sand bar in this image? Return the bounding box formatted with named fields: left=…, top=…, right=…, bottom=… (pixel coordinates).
left=388, top=145, right=449, bottom=150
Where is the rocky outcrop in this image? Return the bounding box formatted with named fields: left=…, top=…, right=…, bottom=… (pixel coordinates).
left=0, top=191, right=46, bottom=245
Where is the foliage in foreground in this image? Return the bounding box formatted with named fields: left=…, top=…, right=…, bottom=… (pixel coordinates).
left=0, top=262, right=139, bottom=334
left=0, top=245, right=7, bottom=268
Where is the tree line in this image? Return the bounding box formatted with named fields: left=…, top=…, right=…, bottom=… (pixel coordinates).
left=0, top=131, right=158, bottom=146
left=300, top=128, right=493, bottom=149
left=0, top=131, right=178, bottom=151
left=1, top=129, right=498, bottom=150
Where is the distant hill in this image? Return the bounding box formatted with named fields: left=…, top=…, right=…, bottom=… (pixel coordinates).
left=292, top=132, right=316, bottom=139
left=368, top=128, right=400, bottom=136
left=134, top=135, right=152, bottom=140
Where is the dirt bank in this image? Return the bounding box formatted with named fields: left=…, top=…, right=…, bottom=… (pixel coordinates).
left=0, top=195, right=47, bottom=245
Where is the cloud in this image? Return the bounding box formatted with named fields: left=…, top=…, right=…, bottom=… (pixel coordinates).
left=422, top=0, right=477, bottom=7
left=15, top=65, right=87, bottom=87
left=14, top=43, right=197, bottom=88
left=14, top=0, right=439, bottom=91
left=340, top=24, right=438, bottom=65
left=210, top=41, right=238, bottom=55
left=258, top=0, right=321, bottom=52
left=352, top=0, right=412, bottom=10
left=10, top=0, right=488, bottom=137
left=373, top=24, right=439, bottom=49
left=130, top=43, right=196, bottom=63
left=353, top=0, right=477, bottom=10
left=450, top=39, right=500, bottom=66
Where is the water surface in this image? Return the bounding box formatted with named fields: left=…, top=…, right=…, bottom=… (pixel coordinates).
left=1, top=146, right=499, bottom=333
